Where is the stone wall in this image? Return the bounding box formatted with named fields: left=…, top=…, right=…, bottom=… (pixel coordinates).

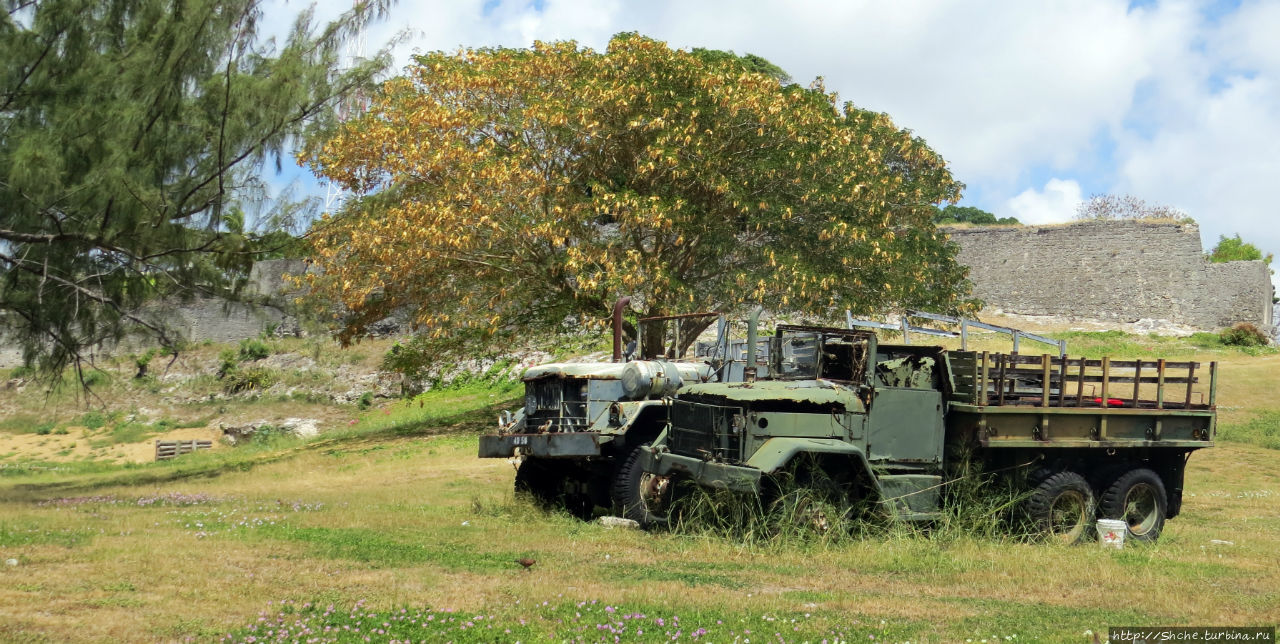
left=155, top=259, right=313, bottom=343
left=150, top=298, right=294, bottom=344
left=4, top=223, right=1270, bottom=369
left=162, top=225, right=1280, bottom=343
left=0, top=260, right=328, bottom=368
left=947, top=220, right=1274, bottom=333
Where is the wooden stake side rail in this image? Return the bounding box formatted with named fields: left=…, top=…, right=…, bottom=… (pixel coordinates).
left=155, top=440, right=213, bottom=461
left=948, top=352, right=1217, bottom=410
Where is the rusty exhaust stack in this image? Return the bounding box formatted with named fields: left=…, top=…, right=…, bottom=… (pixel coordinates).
left=612, top=296, right=632, bottom=362
left=745, top=306, right=762, bottom=382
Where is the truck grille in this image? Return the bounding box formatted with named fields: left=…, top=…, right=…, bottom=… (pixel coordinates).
left=668, top=400, right=743, bottom=462
left=524, top=378, right=589, bottom=432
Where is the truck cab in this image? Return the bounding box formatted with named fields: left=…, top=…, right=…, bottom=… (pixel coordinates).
left=644, top=325, right=950, bottom=521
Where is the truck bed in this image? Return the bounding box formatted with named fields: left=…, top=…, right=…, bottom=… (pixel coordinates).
left=944, top=351, right=1216, bottom=449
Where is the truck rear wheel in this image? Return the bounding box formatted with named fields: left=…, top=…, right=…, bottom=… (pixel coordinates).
left=1099, top=468, right=1167, bottom=543
left=1026, top=471, right=1095, bottom=544
left=612, top=445, right=673, bottom=528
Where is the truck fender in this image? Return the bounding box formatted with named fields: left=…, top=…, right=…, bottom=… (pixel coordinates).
left=744, top=437, right=873, bottom=478
left=745, top=438, right=908, bottom=509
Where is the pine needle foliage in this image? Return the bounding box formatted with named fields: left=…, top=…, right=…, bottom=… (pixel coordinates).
left=0, top=0, right=393, bottom=379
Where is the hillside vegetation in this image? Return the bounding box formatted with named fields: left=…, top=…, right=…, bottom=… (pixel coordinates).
left=0, top=329, right=1277, bottom=642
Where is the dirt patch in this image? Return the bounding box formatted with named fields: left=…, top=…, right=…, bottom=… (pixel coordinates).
left=0, top=429, right=97, bottom=463
left=0, top=425, right=225, bottom=465
left=117, top=425, right=225, bottom=463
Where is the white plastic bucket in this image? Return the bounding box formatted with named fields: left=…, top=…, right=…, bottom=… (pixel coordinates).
left=1097, top=519, right=1127, bottom=549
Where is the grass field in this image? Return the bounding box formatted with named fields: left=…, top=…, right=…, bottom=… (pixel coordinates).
left=1, top=333, right=1277, bottom=643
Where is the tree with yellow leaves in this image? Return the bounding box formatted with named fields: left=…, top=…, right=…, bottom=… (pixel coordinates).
left=303, top=33, right=975, bottom=356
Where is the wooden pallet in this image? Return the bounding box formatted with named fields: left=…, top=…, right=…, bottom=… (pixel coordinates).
left=154, top=439, right=212, bottom=461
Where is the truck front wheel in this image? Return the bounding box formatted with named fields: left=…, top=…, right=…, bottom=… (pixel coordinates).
left=612, top=445, right=673, bottom=528
left=1099, top=468, right=1167, bottom=543
left=515, top=457, right=562, bottom=508
left=515, top=458, right=594, bottom=519
left=1026, top=471, right=1096, bottom=544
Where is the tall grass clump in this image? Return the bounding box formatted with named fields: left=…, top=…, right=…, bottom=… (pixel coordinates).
left=1219, top=323, right=1270, bottom=347
left=665, top=465, right=873, bottom=548
left=237, top=338, right=272, bottom=361
left=929, top=456, right=1032, bottom=543
left=663, top=455, right=1037, bottom=547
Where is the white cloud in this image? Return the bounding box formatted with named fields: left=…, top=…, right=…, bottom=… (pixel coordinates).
left=1110, top=0, right=1280, bottom=270
left=1116, top=75, right=1280, bottom=280
left=1005, top=179, right=1083, bottom=225
left=600, top=0, right=1163, bottom=183
left=265, top=0, right=1280, bottom=276
left=365, top=1, right=1168, bottom=183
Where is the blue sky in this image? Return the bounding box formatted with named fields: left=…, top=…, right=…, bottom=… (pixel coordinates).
left=267, top=0, right=1279, bottom=284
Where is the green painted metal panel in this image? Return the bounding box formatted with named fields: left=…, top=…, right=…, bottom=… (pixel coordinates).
left=742, top=437, right=867, bottom=473
left=866, top=388, right=944, bottom=464
left=748, top=410, right=844, bottom=440
left=946, top=403, right=1214, bottom=447
left=876, top=474, right=942, bottom=516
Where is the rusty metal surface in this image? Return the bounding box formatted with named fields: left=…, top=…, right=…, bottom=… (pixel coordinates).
left=680, top=380, right=865, bottom=411
left=640, top=445, right=762, bottom=493
left=477, top=432, right=601, bottom=458
left=775, top=324, right=877, bottom=340
left=522, top=363, right=630, bottom=380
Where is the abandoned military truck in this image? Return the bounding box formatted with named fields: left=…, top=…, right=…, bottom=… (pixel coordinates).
left=639, top=324, right=1216, bottom=542
left=479, top=305, right=761, bottom=522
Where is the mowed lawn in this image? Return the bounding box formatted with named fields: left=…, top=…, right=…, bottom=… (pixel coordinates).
left=1, top=355, right=1278, bottom=643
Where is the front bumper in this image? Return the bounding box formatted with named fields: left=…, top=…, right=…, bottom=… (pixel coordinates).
left=478, top=432, right=602, bottom=458
left=638, top=446, right=762, bottom=493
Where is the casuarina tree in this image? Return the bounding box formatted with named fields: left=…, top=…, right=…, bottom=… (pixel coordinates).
left=0, top=0, right=391, bottom=379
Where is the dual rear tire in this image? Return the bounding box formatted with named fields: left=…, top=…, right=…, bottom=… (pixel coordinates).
left=1099, top=468, right=1167, bottom=543
left=1027, top=471, right=1096, bottom=543
left=1025, top=467, right=1167, bottom=543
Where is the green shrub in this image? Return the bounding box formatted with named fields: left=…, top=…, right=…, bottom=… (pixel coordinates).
left=79, top=370, right=109, bottom=388
left=79, top=411, right=108, bottom=431
left=356, top=392, right=375, bottom=410
left=383, top=340, right=430, bottom=384
left=34, top=422, right=56, bottom=435
left=133, top=348, right=158, bottom=378
left=1219, top=323, right=1269, bottom=347
left=217, top=349, right=239, bottom=378
left=238, top=338, right=271, bottom=361
left=223, top=366, right=276, bottom=394
left=249, top=424, right=279, bottom=443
